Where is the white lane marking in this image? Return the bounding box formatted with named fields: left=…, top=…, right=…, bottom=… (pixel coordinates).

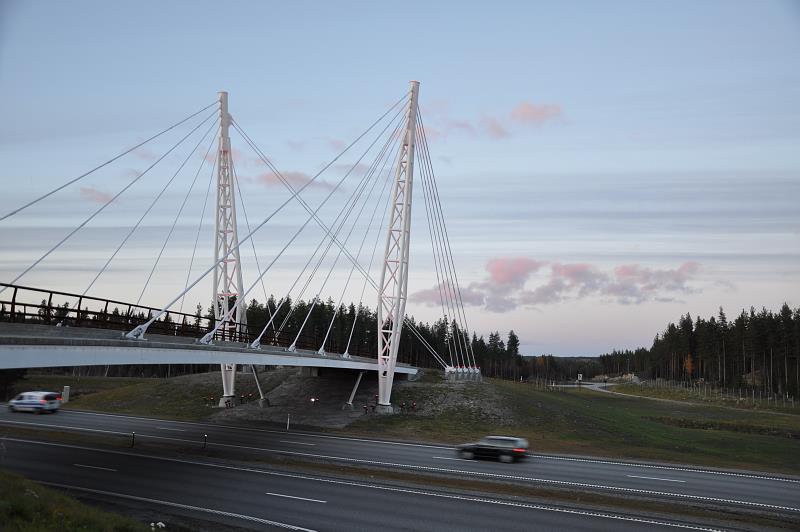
left=156, top=427, right=185, bottom=432
left=280, top=440, right=316, bottom=446
left=433, top=456, right=473, bottom=462
left=74, top=463, right=117, bottom=472
left=5, top=437, right=798, bottom=514
left=38, top=410, right=800, bottom=483
left=40, top=482, right=315, bottom=531
left=266, top=492, right=326, bottom=503
left=627, top=475, right=686, bottom=483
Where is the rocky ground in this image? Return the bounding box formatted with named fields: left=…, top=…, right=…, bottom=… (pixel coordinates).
left=208, top=367, right=509, bottom=429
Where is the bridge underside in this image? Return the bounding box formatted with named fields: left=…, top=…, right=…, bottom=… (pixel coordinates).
left=0, top=323, right=417, bottom=375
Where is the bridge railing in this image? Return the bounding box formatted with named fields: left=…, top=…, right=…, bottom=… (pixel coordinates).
left=0, top=283, right=371, bottom=355
left=0, top=283, right=254, bottom=344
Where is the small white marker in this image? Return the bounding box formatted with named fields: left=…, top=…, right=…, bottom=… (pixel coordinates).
left=74, top=463, right=117, bottom=472
left=265, top=492, right=326, bottom=503
left=627, top=474, right=686, bottom=483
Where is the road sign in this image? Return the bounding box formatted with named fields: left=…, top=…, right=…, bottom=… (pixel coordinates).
left=577, top=373, right=583, bottom=381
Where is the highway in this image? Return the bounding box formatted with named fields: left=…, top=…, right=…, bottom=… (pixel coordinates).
left=0, top=437, right=718, bottom=532
left=1, top=408, right=798, bottom=530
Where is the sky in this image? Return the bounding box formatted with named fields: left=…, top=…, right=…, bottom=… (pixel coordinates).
left=0, top=1, right=798, bottom=356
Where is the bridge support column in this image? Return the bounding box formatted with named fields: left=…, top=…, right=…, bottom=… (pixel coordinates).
left=343, top=370, right=365, bottom=410
left=212, top=90, right=248, bottom=404
left=218, top=363, right=236, bottom=407
left=376, top=80, right=420, bottom=410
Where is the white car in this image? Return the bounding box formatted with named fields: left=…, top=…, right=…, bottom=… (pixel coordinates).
left=8, top=391, right=62, bottom=414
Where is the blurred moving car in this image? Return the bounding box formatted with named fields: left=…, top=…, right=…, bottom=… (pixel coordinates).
left=455, top=436, right=529, bottom=463
left=8, top=391, right=61, bottom=414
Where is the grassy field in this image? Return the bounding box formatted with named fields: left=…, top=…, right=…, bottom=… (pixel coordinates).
left=13, top=372, right=800, bottom=475
left=349, top=379, right=800, bottom=475
left=11, top=373, right=267, bottom=421
left=612, top=382, right=799, bottom=413
left=0, top=469, right=146, bottom=531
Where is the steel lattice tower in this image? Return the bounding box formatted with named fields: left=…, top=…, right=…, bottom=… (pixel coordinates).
left=213, top=91, right=247, bottom=405
left=376, top=81, right=420, bottom=409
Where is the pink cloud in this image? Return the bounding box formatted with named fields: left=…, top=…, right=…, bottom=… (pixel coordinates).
left=79, top=186, right=114, bottom=204
left=133, top=147, right=158, bottom=162
left=480, top=116, right=510, bottom=139
left=419, top=258, right=704, bottom=313
left=411, top=281, right=485, bottom=307
left=327, top=138, right=346, bottom=151
left=511, top=101, right=562, bottom=124
left=486, top=257, right=545, bottom=286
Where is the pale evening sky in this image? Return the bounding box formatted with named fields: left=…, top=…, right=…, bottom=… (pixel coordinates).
left=0, top=1, right=798, bottom=356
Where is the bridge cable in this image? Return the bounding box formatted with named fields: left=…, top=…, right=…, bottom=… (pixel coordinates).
left=416, top=124, right=466, bottom=368
left=417, top=118, right=473, bottom=368
left=230, top=154, right=277, bottom=337
left=316, top=130, right=400, bottom=355
left=82, top=119, right=220, bottom=297
left=125, top=93, right=409, bottom=339
left=0, top=101, right=219, bottom=223
left=230, top=104, right=410, bottom=296
left=198, top=101, right=409, bottom=343
left=416, top=125, right=458, bottom=367
left=135, top=118, right=224, bottom=305
left=0, top=108, right=219, bottom=296
left=288, top=119, right=404, bottom=352
left=417, top=110, right=477, bottom=367
left=230, top=111, right=405, bottom=345
left=269, top=113, right=404, bottom=341
left=240, top=111, right=407, bottom=347
left=179, top=151, right=217, bottom=315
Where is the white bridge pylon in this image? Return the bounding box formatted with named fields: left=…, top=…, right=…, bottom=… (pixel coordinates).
left=212, top=91, right=248, bottom=406
left=377, top=81, right=420, bottom=409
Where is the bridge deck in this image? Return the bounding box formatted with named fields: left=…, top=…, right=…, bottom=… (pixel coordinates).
left=0, top=323, right=417, bottom=374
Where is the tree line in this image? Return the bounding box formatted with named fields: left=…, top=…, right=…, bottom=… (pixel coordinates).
left=599, top=304, right=800, bottom=396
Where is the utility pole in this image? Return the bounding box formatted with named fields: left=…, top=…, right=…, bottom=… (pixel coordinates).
left=376, top=81, right=420, bottom=412
left=213, top=91, right=247, bottom=406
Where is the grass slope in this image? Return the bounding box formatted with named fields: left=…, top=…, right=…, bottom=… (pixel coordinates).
left=15, top=374, right=267, bottom=421
left=350, top=379, right=800, bottom=474
left=0, top=469, right=145, bottom=532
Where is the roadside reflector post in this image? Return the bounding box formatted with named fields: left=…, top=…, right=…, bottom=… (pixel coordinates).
left=203, top=434, right=208, bottom=449
left=286, top=413, right=290, bottom=431
left=130, top=432, right=135, bottom=448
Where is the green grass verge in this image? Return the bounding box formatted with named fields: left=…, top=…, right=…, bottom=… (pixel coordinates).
left=14, top=373, right=266, bottom=421
left=611, top=382, right=799, bottom=414
left=348, top=379, right=800, bottom=475
left=0, top=469, right=146, bottom=531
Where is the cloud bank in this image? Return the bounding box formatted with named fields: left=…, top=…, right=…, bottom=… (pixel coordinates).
left=412, top=257, right=702, bottom=312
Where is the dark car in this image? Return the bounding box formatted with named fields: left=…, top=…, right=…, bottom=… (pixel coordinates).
left=455, top=436, right=529, bottom=463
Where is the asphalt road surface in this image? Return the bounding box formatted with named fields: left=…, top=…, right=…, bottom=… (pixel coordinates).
left=1, top=408, right=798, bottom=530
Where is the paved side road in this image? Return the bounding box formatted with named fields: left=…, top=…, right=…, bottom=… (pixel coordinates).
left=0, top=437, right=720, bottom=531
left=0, top=408, right=798, bottom=514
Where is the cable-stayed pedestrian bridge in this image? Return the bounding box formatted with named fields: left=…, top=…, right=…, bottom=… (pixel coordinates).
left=0, top=82, right=478, bottom=409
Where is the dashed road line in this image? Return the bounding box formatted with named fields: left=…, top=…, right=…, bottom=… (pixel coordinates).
left=266, top=492, right=326, bottom=503
left=627, top=475, right=685, bottom=483
left=74, top=463, right=117, bottom=472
